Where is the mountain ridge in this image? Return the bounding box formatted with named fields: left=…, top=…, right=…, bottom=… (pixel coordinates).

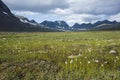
left=72, top=20, right=120, bottom=30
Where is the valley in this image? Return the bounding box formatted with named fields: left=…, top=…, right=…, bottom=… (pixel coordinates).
left=0, top=31, right=120, bottom=80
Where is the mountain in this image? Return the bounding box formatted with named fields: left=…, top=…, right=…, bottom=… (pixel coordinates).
left=93, top=20, right=117, bottom=27
left=72, top=23, right=93, bottom=31
left=93, top=23, right=120, bottom=30
left=72, top=20, right=120, bottom=30
left=16, top=15, right=39, bottom=26
left=0, top=0, right=57, bottom=32
left=93, top=20, right=120, bottom=30
left=30, top=20, right=38, bottom=24
left=72, top=23, right=80, bottom=28
left=40, top=20, right=69, bottom=30
left=0, top=0, right=25, bottom=31
left=54, top=21, right=69, bottom=29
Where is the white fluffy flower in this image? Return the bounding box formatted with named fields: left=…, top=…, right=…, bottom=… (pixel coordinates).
left=75, top=58, right=78, bottom=61
left=95, top=60, right=99, bottom=63
left=101, top=64, right=104, bottom=67
left=70, top=59, right=73, bottom=64
left=88, top=61, right=91, bottom=64
left=65, top=61, right=67, bottom=64
left=116, top=56, right=119, bottom=60
left=104, top=61, right=108, bottom=64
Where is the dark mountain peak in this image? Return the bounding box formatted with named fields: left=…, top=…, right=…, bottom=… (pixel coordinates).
left=41, top=20, right=69, bottom=29
left=43, top=20, right=53, bottom=23
left=55, top=20, right=69, bottom=29
left=101, top=20, right=113, bottom=24
left=74, top=23, right=80, bottom=25
left=72, top=23, right=80, bottom=28
left=41, top=20, right=55, bottom=28
left=30, top=20, right=37, bottom=24
left=103, top=19, right=109, bottom=22
left=113, top=20, right=117, bottom=23
left=72, top=22, right=93, bottom=29
left=0, top=0, right=11, bottom=14
left=75, top=23, right=80, bottom=25
left=41, top=20, right=54, bottom=25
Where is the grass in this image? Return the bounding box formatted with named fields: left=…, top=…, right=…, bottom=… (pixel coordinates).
left=0, top=31, right=120, bottom=80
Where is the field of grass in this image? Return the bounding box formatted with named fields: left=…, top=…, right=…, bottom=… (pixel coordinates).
left=0, top=31, right=120, bottom=80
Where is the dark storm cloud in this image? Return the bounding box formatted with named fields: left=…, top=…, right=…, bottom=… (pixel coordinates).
left=3, top=0, right=69, bottom=13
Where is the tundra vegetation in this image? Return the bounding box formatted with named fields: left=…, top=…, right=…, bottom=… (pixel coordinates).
left=0, top=31, right=120, bottom=80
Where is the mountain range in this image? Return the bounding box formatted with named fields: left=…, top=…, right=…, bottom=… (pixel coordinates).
left=72, top=20, right=120, bottom=31
left=0, top=0, right=120, bottom=32
left=0, top=0, right=58, bottom=32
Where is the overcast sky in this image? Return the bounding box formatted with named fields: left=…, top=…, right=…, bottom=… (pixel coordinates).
left=3, top=0, right=120, bottom=26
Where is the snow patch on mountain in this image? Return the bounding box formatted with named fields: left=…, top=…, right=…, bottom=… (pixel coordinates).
left=2, top=11, right=9, bottom=16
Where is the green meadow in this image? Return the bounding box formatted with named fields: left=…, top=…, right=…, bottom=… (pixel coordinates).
left=0, top=31, right=120, bottom=80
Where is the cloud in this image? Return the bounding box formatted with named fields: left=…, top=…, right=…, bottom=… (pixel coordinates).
left=14, top=11, right=39, bottom=16
left=68, top=0, right=120, bottom=15
left=3, top=0, right=69, bottom=13
left=64, top=14, right=109, bottom=25
left=109, top=13, right=120, bottom=22
left=13, top=10, right=65, bottom=23
left=3, top=0, right=120, bottom=25
left=50, top=8, right=72, bottom=15
left=4, top=0, right=120, bottom=15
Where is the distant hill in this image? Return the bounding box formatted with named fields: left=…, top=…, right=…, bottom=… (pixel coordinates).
left=72, top=20, right=120, bottom=30
left=72, top=23, right=93, bottom=29
left=93, top=23, right=120, bottom=30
